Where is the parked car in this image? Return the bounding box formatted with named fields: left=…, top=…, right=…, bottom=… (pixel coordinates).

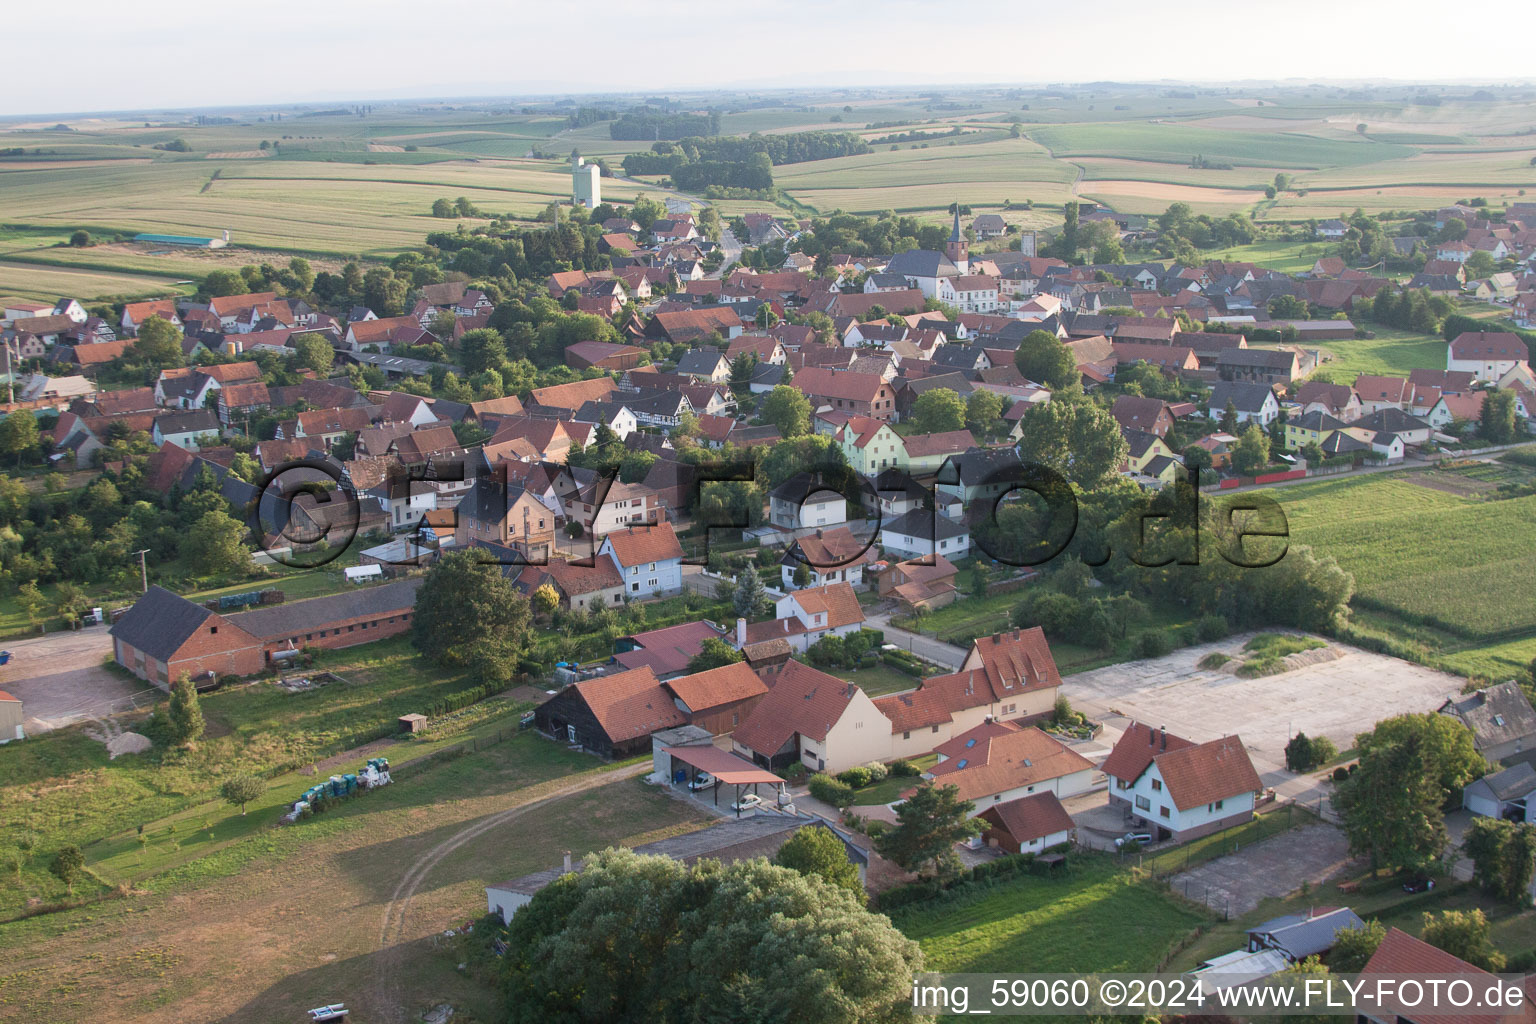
left=1115, top=832, right=1153, bottom=849
left=686, top=773, right=715, bottom=791
left=1401, top=874, right=1436, bottom=893
left=731, top=793, right=765, bottom=812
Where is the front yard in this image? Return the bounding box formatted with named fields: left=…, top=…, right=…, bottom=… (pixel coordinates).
left=892, top=855, right=1210, bottom=974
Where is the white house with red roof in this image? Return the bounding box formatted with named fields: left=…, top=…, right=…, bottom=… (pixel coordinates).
left=599, top=523, right=685, bottom=598
left=736, top=581, right=865, bottom=654
left=920, top=719, right=1095, bottom=812
left=1101, top=721, right=1262, bottom=841
left=1448, top=332, right=1529, bottom=382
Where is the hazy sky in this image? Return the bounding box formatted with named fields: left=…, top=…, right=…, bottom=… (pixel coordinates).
left=9, top=0, right=1536, bottom=116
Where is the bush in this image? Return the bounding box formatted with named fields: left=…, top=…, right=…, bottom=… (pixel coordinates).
left=1332, top=766, right=1350, bottom=783
left=1135, top=631, right=1174, bottom=659
left=837, top=766, right=873, bottom=789
left=865, top=820, right=891, bottom=840
left=1197, top=652, right=1231, bottom=669
left=808, top=774, right=856, bottom=808
left=1196, top=614, right=1230, bottom=642
left=862, top=761, right=889, bottom=783
left=887, top=759, right=921, bottom=778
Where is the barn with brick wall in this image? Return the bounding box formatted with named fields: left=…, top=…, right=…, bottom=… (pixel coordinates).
left=110, top=579, right=423, bottom=689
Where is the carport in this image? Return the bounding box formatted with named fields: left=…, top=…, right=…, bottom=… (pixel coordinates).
left=661, top=745, right=784, bottom=816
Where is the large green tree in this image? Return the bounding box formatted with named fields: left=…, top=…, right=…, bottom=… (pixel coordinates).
left=774, top=825, right=863, bottom=895
left=1327, top=919, right=1385, bottom=973
left=760, top=385, right=812, bottom=438
left=184, top=509, right=248, bottom=575
left=910, top=389, right=966, bottom=433
left=131, top=315, right=185, bottom=369
left=686, top=636, right=745, bottom=674
left=965, top=390, right=1005, bottom=438
left=1013, top=329, right=1079, bottom=391
left=1333, top=732, right=1449, bottom=871
left=0, top=410, right=39, bottom=470
left=1421, top=909, right=1505, bottom=971
left=1013, top=399, right=1129, bottom=489
left=167, top=673, right=205, bottom=746
left=874, top=782, right=979, bottom=878
left=1231, top=423, right=1271, bottom=476
left=292, top=332, right=334, bottom=375
left=502, top=849, right=921, bottom=1024
left=1354, top=713, right=1488, bottom=801
left=412, top=549, right=532, bottom=684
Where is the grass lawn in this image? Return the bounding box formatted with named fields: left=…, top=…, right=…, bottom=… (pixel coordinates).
left=0, top=736, right=707, bottom=1023
left=893, top=855, right=1211, bottom=974
left=838, top=664, right=928, bottom=696
left=1307, top=324, right=1451, bottom=382
left=851, top=755, right=939, bottom=805
left=0, top=634, right=519, bottom=917
left=1201, top=239, right=1334, bottom=275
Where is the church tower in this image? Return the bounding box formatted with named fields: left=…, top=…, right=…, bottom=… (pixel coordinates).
left=945, top=206, right=969, bottom=274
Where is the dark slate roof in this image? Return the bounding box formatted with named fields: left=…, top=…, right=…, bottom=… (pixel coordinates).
left=1207, top=381, right=1276, bottom=414
left=932, top=345, right=986, bottom=370
left=883, top=507, right=969, bottom=542
left=108, top=586, right=223, bottom=660
left=460, top=474, right=532, bottom=524
left=1249, top=908, right=1365, bottom=960
left=225, top=578, right=422, bottom=641
left=1474, top=762, right=1536, bottom=801
left=748, top=362, right=787, bottom=387
left=899, top=371, right=973, bottom=398
left=1354, top=407, right=1430, bottom=434
left=885, top=249, right=958, bottom=279
left=154, top=409, right=221, bottom=435
left=1216, top=347, right=1296, bottom=369
left=943, top=446, right=1019, bottom=487
left=1442, top=682, right=1536, bottom=751
left=674, top=349, right=728, bottom=376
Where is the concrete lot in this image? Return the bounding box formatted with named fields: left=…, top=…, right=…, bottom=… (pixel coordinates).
left=1065, top=633, right=1465, bottom=775
left=0, top=625, right=154, bottom=733
left=1166, top=824, right=1351, bottom=917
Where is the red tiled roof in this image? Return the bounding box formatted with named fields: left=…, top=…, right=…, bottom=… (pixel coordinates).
left=980, top=791, right=1075, bottom=844
left=793, top=366, right=889, bottom=404
left=664, top=662, right=768, bottom=713
left=925, top=720, right=1094, bottom=802
left=785, top=581, right=865, bottom=630
left=528, top=376, right=618, bottom=411
left=1449, top=331, right=1528, bottom=362
left=1154, top=735, right=1262, bottom=810
left=732, top=659, right=859, bottom=753
left=568, top=667, right=686, bottom=743
left=602, top=523, right=683, bottom=566
left=1101, top=721, right=1197, bottom=785
left=901, top=429, right=976, bottom=458
left=872, top=686, right=955, bottom=733
left=1358, top=928, right=1529, bottom=1024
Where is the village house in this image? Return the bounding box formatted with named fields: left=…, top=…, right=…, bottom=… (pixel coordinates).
left=1439, top=682, right=1536, bottom=767
left=737, top=581, right=866, bottom=654
left=921, top=719, right=1096, bottom=812
left=1102, top=722, right=1263, bottom=841
left=1110, top=395, right=1174, bottom=437
left=1207, top=381, right=1280, bottom=427
left=565, top=478, right=667, bottom=538
left=977, top=792, right=1076, bottom=854
left=780, top=527, right=877, bottom=590
left=599, top=523, right=685, bottom=598
left=1447, top=332, right=1529, bottom=382
left=877, top=554, right=960, bottom=612
left=880, top=508, right=971, bottom=562
left=768, top=472, right=850, bottom=531
left=731, top=659, right=888, bottom=774
left=455, top=472, right=558, bottom=565
left=835, top=415, right=905, bottom=475
left=613, top=620, right=728, bottom=679
left=794, top=366, right=897, bottom=421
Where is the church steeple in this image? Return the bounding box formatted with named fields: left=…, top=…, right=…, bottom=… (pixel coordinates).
left=945, top=204, right=969, bottom=274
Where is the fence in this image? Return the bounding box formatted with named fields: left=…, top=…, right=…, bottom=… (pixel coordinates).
left=1135, top=802, right=1306, bottom=882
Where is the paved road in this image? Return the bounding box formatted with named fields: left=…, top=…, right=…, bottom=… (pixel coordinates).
left=864, top=612, right=967, bottom=670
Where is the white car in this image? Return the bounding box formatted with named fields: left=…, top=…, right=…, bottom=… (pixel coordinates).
left=1115, top=832, right=1153, bottom=849
left=686, top=773, right=715, bottom=791
left=731, top=793, right=765, bottom=812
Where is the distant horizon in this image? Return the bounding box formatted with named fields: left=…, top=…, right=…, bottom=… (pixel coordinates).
left=9, top=0, right=1536, bottom=117
left=5, top=76, right=1536, bottom=123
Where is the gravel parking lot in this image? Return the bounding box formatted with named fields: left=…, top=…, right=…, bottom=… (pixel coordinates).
left=1065, top=633, right=1464, bottom=774
left=0, top=625, right=154, bottom=733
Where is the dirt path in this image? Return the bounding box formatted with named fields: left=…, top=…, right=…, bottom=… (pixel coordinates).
left=371, top=762, right=651, bottom=1022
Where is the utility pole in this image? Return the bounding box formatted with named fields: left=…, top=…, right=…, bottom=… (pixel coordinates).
left=132, top=549, right=150, bottom=594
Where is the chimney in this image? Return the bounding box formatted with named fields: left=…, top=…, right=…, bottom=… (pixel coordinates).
left=562, top=850, right=572, bottom=873
left=1148, top=724, right=1156, bottom=747
left=1014, top=628, right=1021, bottom=641
left=1160, top=725, right=1167, bottom=750
left=816, top=528, right=824, bottom=539
left=736, top=617, right=747, bottom=646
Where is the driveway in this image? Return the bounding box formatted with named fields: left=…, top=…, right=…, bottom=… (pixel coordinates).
left=1166, top=823, right=1351, bottom=917
left=1065, top=633, right=1465, bottom=775
left=865, top=612, right=967, bottom=670
left=0, top=625, right=155, bottom=733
